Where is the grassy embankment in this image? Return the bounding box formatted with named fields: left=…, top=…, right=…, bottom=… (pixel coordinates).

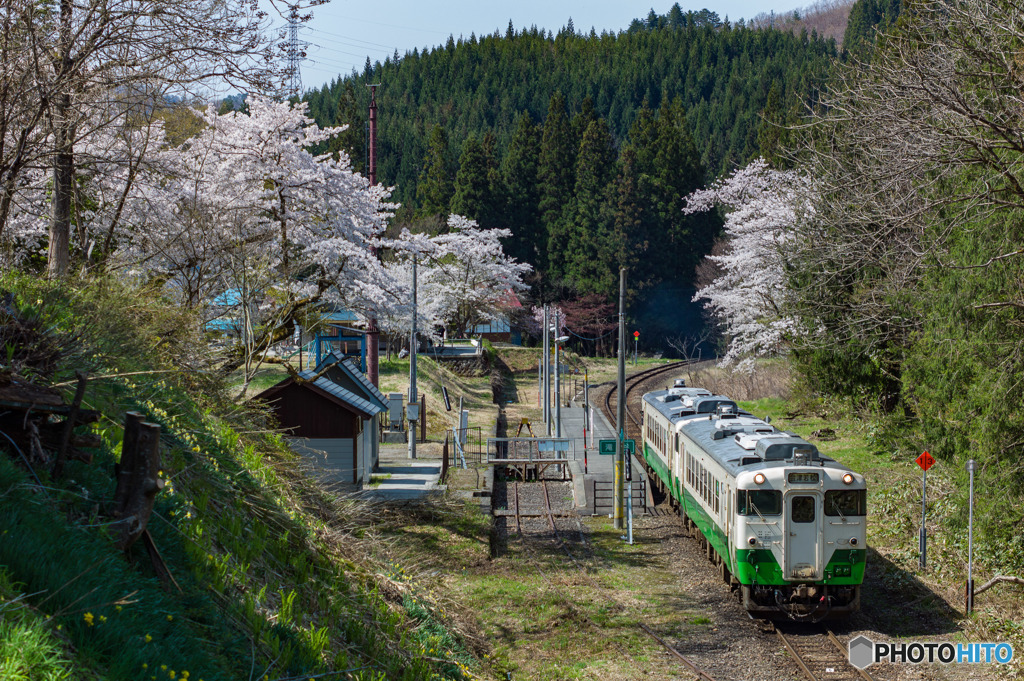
left=0, top=274, right=479, bottom=680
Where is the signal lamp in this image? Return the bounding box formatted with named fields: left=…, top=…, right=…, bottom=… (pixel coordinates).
left=842, top=473, right=854, bottom=485
left=850, top=537, right=858, bottom=546
left=754, top=473, right=766, bottom=485
left=748, top=537, right=757, bottom=546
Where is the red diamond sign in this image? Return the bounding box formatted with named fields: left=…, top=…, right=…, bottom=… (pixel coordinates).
left=916, top=451, right=935, bottom=471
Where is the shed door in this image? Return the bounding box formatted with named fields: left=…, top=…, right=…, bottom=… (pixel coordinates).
left=785, top=494, right=821, bottom=580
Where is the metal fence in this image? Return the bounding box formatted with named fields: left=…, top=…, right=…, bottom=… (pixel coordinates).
left=485, top=437, right=576, bottom=462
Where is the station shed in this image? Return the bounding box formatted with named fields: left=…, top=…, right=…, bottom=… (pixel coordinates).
left=253, top=354, right=386, bottom=487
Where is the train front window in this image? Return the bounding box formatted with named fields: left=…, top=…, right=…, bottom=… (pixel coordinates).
left=737, top=490, right=781, bottom=516
left=792, top=495, right=815, bottom=523
left=825, top=489, right=867, bottom=516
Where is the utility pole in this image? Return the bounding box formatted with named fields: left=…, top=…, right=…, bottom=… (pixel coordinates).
left=614, top=268, right=626, bottom=530
left=408, top=255, right=418, bottom=460
left=542, top=305, right=550, bottom=435
left=554, top=311, right=561, bottom=438
left=366, top=84, right=381, bottom=386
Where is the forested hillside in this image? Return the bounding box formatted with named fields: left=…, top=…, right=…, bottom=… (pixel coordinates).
left=298, top=5, right=839, bottom=332
left=305, top=5, right=837, bottom=203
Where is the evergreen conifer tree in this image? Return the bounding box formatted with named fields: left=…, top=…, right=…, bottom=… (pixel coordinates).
left=538, top=92, right=575, bottom=278
left=416, top=125, right=454, bottom=226
left=558, top=118, right=617, bottom=293
left=503, top=112, right=543, bottom=266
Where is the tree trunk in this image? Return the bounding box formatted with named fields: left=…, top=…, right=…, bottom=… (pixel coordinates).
left=47, top=0, right=73, bottom=279
left=48, top=114, right=73, bottom=278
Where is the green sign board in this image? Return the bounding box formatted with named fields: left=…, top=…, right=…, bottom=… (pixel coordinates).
left=598, top=439, right=635, bottom=455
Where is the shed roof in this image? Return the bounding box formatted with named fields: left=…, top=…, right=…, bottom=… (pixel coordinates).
left=254, top=371, right=384, bottom=421
left=315, top=352, right=388, bottom=408
left=296, top=370, right=384, bottom=418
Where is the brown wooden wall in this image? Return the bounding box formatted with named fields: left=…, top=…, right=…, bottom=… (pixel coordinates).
left=262, top=383, right=360, bottom=439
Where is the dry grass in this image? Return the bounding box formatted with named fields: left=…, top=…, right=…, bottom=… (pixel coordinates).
left=678, top=359, right=793, bottom=402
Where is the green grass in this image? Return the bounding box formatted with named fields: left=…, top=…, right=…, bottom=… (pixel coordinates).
left=0, top=273, right=475, bottom=681
left=0, top=569, right=73, bottom=681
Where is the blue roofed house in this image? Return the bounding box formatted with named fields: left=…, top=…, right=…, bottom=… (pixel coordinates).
left=252, top=352, right=386, bottom=488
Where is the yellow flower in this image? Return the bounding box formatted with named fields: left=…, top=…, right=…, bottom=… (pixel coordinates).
left=98, top=615, right=107, bottom=623
left=83, top=612, right=94, bottom=626
left=161, top=666, right=167, bottom=671
left=166, top=614, right=173, bottom=621
left=169, top=672, right=176, bottom=679
left=145, top=634, right=153, bottom=643
left=115, top=605, right=122, bottom=612
left=142, top=664, right=148, bottom=670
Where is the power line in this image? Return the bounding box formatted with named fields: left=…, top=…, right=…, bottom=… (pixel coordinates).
left=306, top=26, right=400, bottom=50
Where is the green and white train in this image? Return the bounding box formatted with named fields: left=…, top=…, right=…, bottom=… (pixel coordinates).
left=641, top=380, right=866, bottom=619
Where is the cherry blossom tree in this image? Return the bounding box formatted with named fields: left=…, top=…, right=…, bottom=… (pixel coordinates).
left=379, top=215, right=532, bottom=342
left=684, top=158, right=813, bottom=370
left=64, top=97, right=393, bottom=384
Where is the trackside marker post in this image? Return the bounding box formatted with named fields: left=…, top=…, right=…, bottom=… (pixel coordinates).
left=916, top=450, right=935, bottom=569
left=966, top=458, right=977, bottom=613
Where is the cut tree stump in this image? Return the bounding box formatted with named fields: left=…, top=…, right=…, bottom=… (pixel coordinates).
left=112, top=413, right=164, bottom=553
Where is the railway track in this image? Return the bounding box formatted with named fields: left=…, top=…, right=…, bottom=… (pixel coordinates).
left=774, top=624, right=877, bottom=681
left=640, top=623, right=718, bottom=681
left=509, top=472, right=719, bottom=679
left=602, top=360, right=691, bottom=437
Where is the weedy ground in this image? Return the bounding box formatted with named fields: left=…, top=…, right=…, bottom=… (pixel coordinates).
left=0, top=274, right=477, bottom=680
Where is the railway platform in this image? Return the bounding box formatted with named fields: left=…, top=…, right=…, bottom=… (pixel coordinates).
left=557, top=395, right=652, bottom=515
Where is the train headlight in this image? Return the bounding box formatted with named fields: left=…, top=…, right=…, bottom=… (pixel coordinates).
left=842, top=473, right=854, bottom=485
left=754, top=473, right=766, bottom=485
left=850, top=537, right=858, bottom=546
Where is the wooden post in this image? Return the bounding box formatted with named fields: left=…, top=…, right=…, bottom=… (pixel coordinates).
left=441, top=432, right=449, bottom=482
left=114, top=412, right=145, bottom=509
left=420, top=394, right=426, bottom=443
left=52, top=370, right=87, bottom=478
left=113, top=416, right=164, bottom=553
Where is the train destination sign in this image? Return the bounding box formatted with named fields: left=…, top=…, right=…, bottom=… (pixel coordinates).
left=916, top=451, right=935, bottom=471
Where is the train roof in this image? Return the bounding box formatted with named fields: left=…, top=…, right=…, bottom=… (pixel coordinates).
left=643, top=384, right=851, bottom=478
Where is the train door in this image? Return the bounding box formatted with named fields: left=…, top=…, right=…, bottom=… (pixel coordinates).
left=672, top=443, right=682, bottom=497
left=784, top=493, right=822, bottom=580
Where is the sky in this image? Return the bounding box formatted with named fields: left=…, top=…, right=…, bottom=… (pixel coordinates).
left=289, top=0, right=800, bottom=92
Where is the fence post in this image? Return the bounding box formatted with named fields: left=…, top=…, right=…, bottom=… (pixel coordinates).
left=420, top=394, right=426, bottom=443
left=442, top=432, right=449, bottom=482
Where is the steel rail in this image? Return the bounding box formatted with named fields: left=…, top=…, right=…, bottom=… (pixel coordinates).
left=541, top=479, right=557, bottom=532
left=603, top=360, right=690, bottom=430
left=775, top=627, right=818, bottom=681
left=639, top=623, right=718, bottom=681
left=513, top=480, right=522, bottom=536
left=826, top=629, right=877, bottom=681
left=774, top=625, right=877, bottom=681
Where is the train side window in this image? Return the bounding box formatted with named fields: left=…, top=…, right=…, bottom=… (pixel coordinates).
left=825, top=490, right=866, bottom=516
left=792, top=495, right=815, bottom=523
left=737, top=490, right=782, bottom=515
